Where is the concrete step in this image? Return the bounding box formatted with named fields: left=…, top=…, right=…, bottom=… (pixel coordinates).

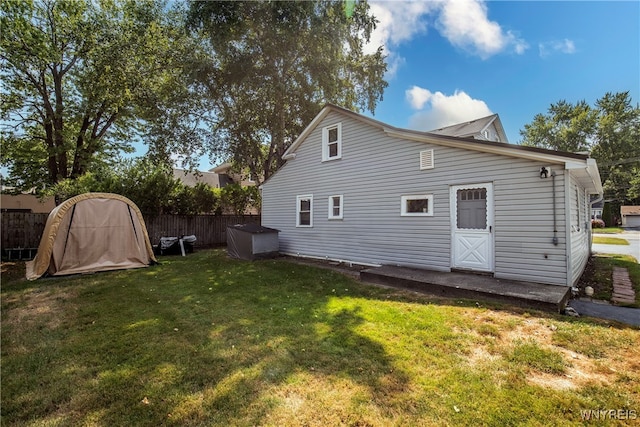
left=360, top=266, right=570, bottom=313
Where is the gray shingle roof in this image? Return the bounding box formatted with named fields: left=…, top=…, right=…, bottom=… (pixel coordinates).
left=429, top=114, right=508, bottom=143
left=173, top=169, right=222, bottom=188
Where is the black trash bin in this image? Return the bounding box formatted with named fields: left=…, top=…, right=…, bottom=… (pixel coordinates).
left=227, top=224, right=279, bottom=260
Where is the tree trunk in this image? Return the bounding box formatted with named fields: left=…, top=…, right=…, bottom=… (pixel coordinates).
left=53, top=67, right=67, bottom=181
left=44, top=118, right=57, bottom=184
left=71, top=114, right=91, bottom=178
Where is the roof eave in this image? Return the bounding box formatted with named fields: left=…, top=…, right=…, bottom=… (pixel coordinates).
left=383, top=127, right=588, bottom=164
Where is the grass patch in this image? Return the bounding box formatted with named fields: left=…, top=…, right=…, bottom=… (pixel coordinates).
left=506, top=340, right=567, bottom=374
left=593, top=227, right=624, bottom=234
left=551, top=320, right=638, bottom=359
left=2, top=249, right=639, bottom=426
left=592, top=236, right=630, bottom=245
left=578, top=254, right=640, bottom=306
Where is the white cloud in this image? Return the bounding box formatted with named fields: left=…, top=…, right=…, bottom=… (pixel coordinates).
left=436, top=0, right=528, bottom=59
left=364, top=0, right=528, bottom=77
left=364, top=1, right=438, bottom=55
left=364, top=2, right=435, bottom=77
left=539, top=39, right=576, bottom=58
left=405, top=86, right=493, bottom=131
left=406, top=85, right=433, bottom=110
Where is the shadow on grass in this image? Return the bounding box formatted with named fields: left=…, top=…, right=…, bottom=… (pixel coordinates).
left=2, top=251, right=411, bottom=425
left=4, top=250, right=635, bottom=426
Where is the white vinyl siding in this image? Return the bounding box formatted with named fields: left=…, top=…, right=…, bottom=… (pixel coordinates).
left=568, top=174, right=589, bottom=286
left=263, top=110, right=574, bottom=286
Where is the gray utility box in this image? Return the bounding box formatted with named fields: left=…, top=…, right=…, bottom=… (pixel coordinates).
left=227, top=223, right=280, bottom=260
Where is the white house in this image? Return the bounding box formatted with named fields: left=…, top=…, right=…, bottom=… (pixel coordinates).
left=261, top=104, right=603, bottom=287
left=621, top=206, right=640, bottom=228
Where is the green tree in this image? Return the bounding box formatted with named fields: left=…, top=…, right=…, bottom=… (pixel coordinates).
left=187, top=0, right=387, bottom=183
left=191, top=182, right=219, bottom=215
left=45, top=158, right=225, bottom=215
left=220, top=183, right=261, bottom=215
left=0, top=0, right=212, bottom=190
left=520, top=100, right=597, bottom=152
left=590, top=92, right=640, bottom=205
left=520, top=92, right=640, bottom=204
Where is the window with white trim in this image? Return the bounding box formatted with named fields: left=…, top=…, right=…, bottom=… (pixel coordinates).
left=401, top=195, right=434, bottom=216
left=328, top=195, right=343, bottom=220
left=322, top=123, right=342, bottom=161
left=296, top=195, right=313, bottom=227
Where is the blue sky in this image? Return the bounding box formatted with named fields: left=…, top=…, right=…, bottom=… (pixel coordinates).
left=190, top=1, right=639, bottom=170
left=360, top=0, right=640, bottom=147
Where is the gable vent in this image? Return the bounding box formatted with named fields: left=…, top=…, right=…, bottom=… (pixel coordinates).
left=420, top=149, right=434, bottom=170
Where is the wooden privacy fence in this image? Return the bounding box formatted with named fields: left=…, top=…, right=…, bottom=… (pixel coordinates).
left=144, top=214, right=261, bottom=248
left=1, top=212, right=49, bottom=259
left=1, top=212, right=261, bottom=259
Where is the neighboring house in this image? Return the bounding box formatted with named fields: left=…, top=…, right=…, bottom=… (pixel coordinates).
left=172, top=168, right=232, bottom=189
left=173, top=164, right=257, bottom=189
left=591, top=199, right=604, bottom=219
left=429, top=114, right=508, bottom=143
left=621, top=206, right=640, bottom=228
left=210, top=163, right=257, bottom=187
left=261, top=104, right=603, bottom=288
left=1, top=193, right=55, bottom=213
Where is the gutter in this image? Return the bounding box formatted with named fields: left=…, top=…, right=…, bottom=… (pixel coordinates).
left=551, top=171, right=559, bottom=246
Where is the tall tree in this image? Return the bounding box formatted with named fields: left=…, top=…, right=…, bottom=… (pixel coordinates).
left=519, top=100, right=597, bottom=152
left=1, top=0, right=212, bottom=190
left=187, top=0, right=387, bottom=183
left=590, top=92, right=640, bottom=204
left=520, top=92, right=640, bottom=204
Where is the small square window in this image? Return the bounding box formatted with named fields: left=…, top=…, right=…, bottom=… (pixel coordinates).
left=297, top=195, right=313, bottom=227
left=328, top=195, right=343, bottom=220
left=401, top=195, right=434, bottom=216
left=322, top=123, right=342, bottom=161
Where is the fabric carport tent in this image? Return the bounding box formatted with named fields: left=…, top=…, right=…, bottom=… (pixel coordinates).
left=26, top=193, right=157, bottom=280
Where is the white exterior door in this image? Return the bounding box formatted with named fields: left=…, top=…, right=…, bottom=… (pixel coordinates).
left=450, top=183, right=494, bottom=272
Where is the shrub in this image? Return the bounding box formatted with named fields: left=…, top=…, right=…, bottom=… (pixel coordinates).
left=602, top=202, right=612, bottom=227
left=591, top=219, right=605, bottom=228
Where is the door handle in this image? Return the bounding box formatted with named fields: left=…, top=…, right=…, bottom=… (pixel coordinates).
left=489, top=226, right=492, bottom=233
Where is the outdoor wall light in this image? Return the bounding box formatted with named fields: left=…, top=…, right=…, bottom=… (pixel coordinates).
left=540, top=166, right=551, bottom=179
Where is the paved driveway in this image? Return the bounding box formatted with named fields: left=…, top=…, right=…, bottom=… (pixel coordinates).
left=592, top=231, right=640, bottom=263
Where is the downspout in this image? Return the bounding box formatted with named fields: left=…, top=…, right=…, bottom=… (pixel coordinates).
left=551, top=171, right=558, bottom=246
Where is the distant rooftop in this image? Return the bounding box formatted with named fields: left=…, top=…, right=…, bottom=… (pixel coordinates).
left=429, top=114, right=508, bottom=143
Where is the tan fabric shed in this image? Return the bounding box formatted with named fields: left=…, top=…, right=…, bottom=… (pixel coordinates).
left=26, top=193, right=157, bottom=280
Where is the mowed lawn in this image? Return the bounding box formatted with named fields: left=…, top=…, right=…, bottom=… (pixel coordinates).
left=2, top=250, right=639, bottom=426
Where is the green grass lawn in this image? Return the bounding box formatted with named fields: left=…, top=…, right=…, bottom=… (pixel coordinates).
left=580, top=254, right=640, bottom=307
left=592, top=236, right=630, bottom=245
left=2, top=250, right=639, bottom=426
left=593, top=227, right=625, bottom=234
